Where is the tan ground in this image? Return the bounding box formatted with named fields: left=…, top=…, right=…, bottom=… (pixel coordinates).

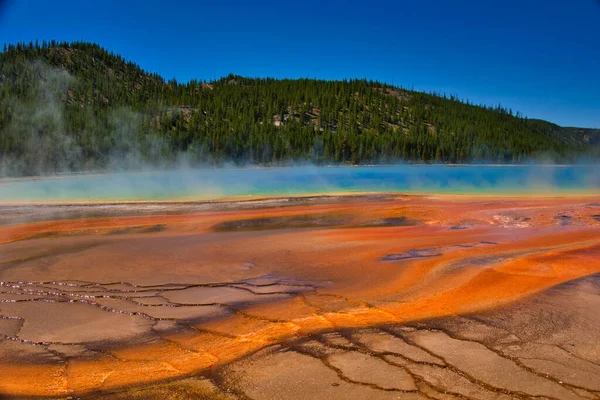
left=0, top=194, right=599, bottom=398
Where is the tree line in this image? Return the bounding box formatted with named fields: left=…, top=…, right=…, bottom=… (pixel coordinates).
left=0, top=41, right=597, bottom=176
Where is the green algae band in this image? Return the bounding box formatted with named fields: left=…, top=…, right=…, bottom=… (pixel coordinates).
left=1, top=165, right=599, bottom=203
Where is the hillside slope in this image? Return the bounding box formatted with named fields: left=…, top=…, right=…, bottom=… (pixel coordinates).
left=0, top=41, right=597, bottom=176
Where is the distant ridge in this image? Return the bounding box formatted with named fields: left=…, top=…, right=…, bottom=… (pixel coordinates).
left=0, top=41, right=598, bottom=176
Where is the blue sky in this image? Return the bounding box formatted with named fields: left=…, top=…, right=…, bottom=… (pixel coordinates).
left=1, top=0, right=599, bottom=127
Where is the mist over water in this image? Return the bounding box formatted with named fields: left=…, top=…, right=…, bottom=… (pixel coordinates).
left=1, top=165, right=599, bottom=203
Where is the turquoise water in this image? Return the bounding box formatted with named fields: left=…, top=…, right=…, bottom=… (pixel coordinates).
left=1, top=165, right=599, bottom=203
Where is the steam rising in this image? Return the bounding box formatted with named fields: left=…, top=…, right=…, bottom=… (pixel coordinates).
left=0, top=62, right=177, bottom=177
left=1, top=62, right=77, bottom=175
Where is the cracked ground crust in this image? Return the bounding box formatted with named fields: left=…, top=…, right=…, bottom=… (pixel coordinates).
left=0, top=194, right=599, bottom=398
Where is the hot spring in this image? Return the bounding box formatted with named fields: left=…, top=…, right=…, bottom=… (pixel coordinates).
left=1, top=165, right=599, bottom=203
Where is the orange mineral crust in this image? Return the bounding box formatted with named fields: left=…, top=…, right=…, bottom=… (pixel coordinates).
left=0, top=194, right=599, bottom=397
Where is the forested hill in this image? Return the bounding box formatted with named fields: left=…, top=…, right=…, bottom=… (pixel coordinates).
left=0, top=41, right=598, bottom=176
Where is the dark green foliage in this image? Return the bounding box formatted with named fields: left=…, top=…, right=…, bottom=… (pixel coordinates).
left=0, top=41, right=598, bottom=176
